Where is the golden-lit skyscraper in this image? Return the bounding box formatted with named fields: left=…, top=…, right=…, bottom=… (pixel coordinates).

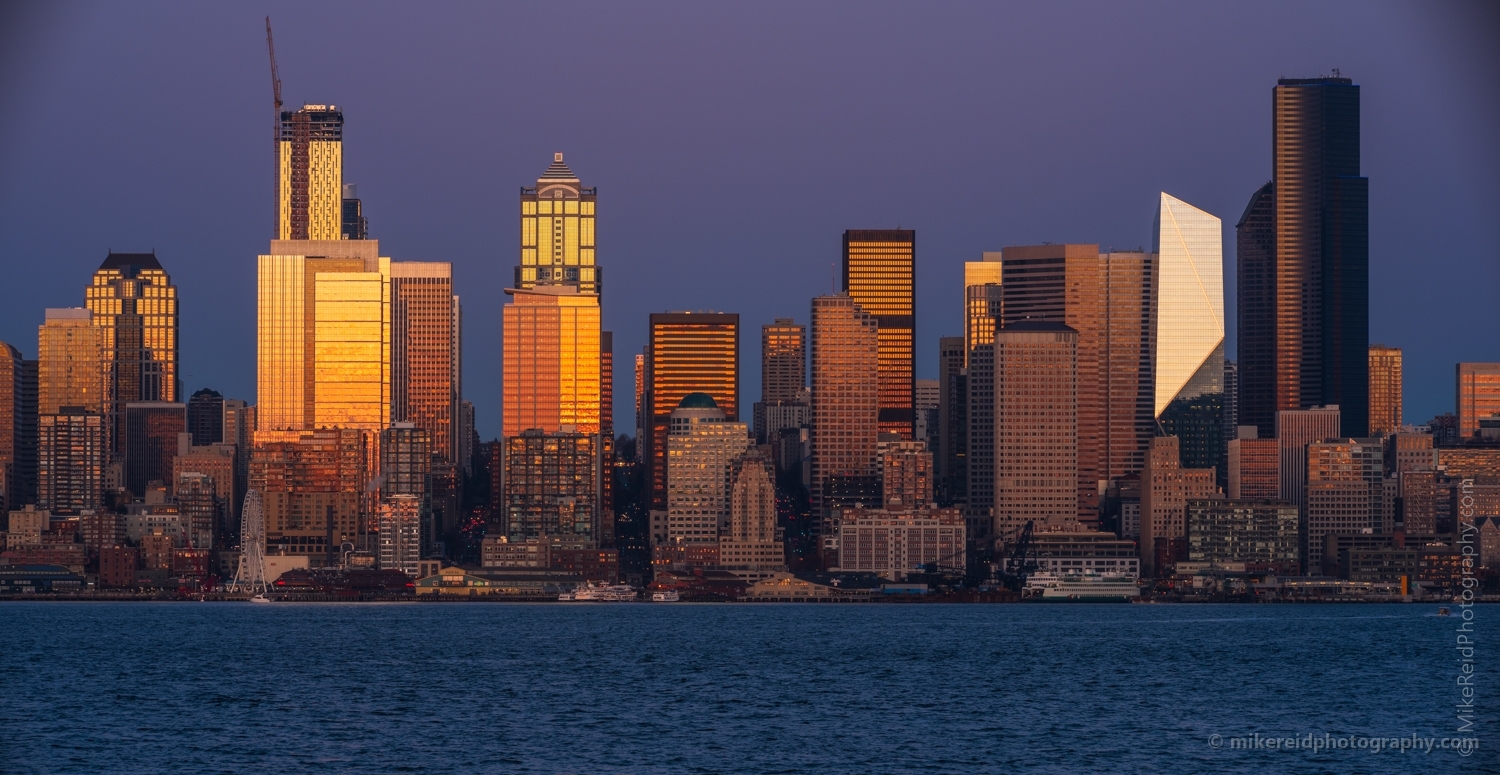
left=843, top=230, right=914, bottom=439
left=257, top=239, right=390, bottom=432
left=502, top=286, right=601, bottom=436
left=644, top=313, right=740, bottom=509
left=760, top=319, right=806, bottom=404
left=964, top=253, right=1002, bottom=364
left=810, top=294, right=879, bottom=524
left=38, top=308, right=106, bottom=415
left=85, top=252, right=179, bottom=454
left=1153, top=193, right=1226, bottom=475
left=1368, top=345, right=1402, bottom=435
left=516, top=153, right=599, bottom=294
left=1456, top=363, right=1499, bottom=440
left=278, top=105, right=344, bottom=241
left=392, top=262, right=460, bottom=464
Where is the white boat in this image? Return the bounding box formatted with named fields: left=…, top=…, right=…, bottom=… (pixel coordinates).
left=650, top=590, right=680, bottom=602
left=249, top=593, right=271, bottom=604
left=1024, top=571, right=1140, bottom=601
left=559, top=582, right=637, bottom=602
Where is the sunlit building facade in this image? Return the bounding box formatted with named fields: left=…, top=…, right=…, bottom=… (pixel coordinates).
left=516, top=153, right=599, bottom=294
left=86, top=252, right=179, bottom=454
left=38, top=309, right=106, bottom=416
left=250, top=428, right=370, bottom=560
left=964, top=254, right=1002, bottom=365
left=843, top=230, right=915, bottom=439
left=279, top=104, right=344, bottom=241
left=256, top=239, right=391, bottom=433
left=1100, top=250, right=1156, bottom=483
left=1154, top=193, right=1226, bottom=475
left=810, top=295, right=879, bottom=526
left=643, top=312, right=739, bottom=509
left=502, top=286, right=601, bottom=436
left=1367, top=345, right=1402, bottom=436
left=1457, top=363, right=1500, bottom=440
left=392, top=262, right=460, bottom=464
left=667, top=394, right=750, bottom=545
left=992, top=322, right=1079, bottom=540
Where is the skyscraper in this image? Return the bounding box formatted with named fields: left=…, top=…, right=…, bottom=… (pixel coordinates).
left=124, top=402, right=185, bottom=496
left=721, top=449, right=786, bottom=580
left=187, top=389, right=225, bottom=447
left=392, top=262, right=460, bottom=464
left=516, top=154, right=599, bottom=294
left=992, top=321, right=1079, bottom=540
left=1000, top=244, right=1102, bottom=523
left=1237, top=76, right=1369, bottom=439
left=1457, top=363, right=1500, bottom=440
left=936, top=335, right=966, bottom=507
left=964, top=254, right=1003, bottom=365
left=1227, top=427, right=1280, bottom=500
left=809, top=295, right=879, bottom=527
left=279, top=104, right=344, bottom=241
left=1100, top=250, right=1156, bottom=484
left=38, top=309, right=106, bottom=416
left=256, top=239, right=391, bottom=433
left=1276, top=405, right=1341, bottom=520
left=502, top=430, right=600, bottom=542
left=1368, top=345, right=1402, bottom=436
left=86, top=252, right=180, bottom=455
left=0, top=343, right=22, bottom=509
left=643, top=312, right=739, bottom=510
left=502, top=286, right=601, bottom=436
left=1306, top=437, right=1384, bottom=572
left=667, top=394, right=750, bottom=545
left=1153, top=194, right=1226, bottom=476
left=37, top=408, right=105, bottom=514
left=755, top=318, right=806, bottom=444
left=341, top=183, right=369, bottom=240
left=843, top=230, right=915, bottom=439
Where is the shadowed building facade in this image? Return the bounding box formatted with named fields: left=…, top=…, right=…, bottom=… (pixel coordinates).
left=1237, top=76, right=1368, bottom=439
left=843, top=230, right=915, bottom=439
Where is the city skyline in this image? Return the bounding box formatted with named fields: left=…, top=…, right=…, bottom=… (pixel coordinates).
left=0, top=4, right=1497, bottom=440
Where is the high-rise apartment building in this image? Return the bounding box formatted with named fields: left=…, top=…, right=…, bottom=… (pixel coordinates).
left=1368, top=345, right=1402, bottom=436
left=755, top=318, right=806, bottom=444
left=381, top=422, right=432, bottom=553
left=667, top=394, right=750, bottom=545
left=392, top=262, right=460, bottom=464
left=123, top=402, right=185, bottom=497
left=1305, top=438, right=1385, bottom=572
left=86, top=252, right=180, bottom=454
left=1227, top=427, right=1280, bottom=500
left=1140, top=435, right=1218, bottom=577
left=377, top=494, right=422, bottom=576
left=501, top=430, right=600, bottom=542
left=1100, top=250, right=1156, bottom=484
left=843, top=230, right=915, bottom=438
left=1276, top=405, right=1342, bottom=519
left=1000, top=244, right=1102, bottom=523
left=809, top=295, right=879, bottom=527
left=1457, top=363, right=1500, bottom=440
left=1154, top=194, right=1226, bottom=475
left=257, top=240, right=391, bottom=433
left=250, top=428, right=369, bottom=561
left=37, top=408, right=105, bottom=514
left=1237, top=76, right=1369, bottom=439
left=278, top=104, right=344, bottom=241
left=38, top=309, right=106, bottom=416
left=643, top=312, right=739, bottom=510
left=992, top=321, right=1079, bottom=540
left=914, top=378, right=939, bottom=449
left=516, top=154, right=599, bottom=294
left=187, top=389, right=225, bottom=447
left=881, top=441, right=932, bottom=511
left=502, top=284, right=601, bottom=437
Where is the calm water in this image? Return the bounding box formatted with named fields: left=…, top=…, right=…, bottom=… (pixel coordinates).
left=1, top=602, right=1495, bottom=774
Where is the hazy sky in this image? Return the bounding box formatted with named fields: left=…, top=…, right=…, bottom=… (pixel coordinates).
left=1, top=1, right=1496, bottom=439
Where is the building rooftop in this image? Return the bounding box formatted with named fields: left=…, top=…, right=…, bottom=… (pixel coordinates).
left=98, top=251, right=162, bottom=274
left=677, top=392, right=719, bottom=410
left=539, top=153, right=578, bottom=181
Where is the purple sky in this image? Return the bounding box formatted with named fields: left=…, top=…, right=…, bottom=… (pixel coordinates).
left=1, top=1, right=1496, bottom=439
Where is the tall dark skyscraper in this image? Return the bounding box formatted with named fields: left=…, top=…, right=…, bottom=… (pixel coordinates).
left=1237, top=76, right=1368, bottom=439
left=843, top=230, right=915, bottom=439
left=187, top=388, right=225, bottom=447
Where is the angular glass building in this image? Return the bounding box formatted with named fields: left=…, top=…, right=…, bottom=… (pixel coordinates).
left=1153, top=193, right=1225, bottom=474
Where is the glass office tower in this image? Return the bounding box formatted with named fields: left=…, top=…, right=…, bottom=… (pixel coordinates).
left=1154, top=193, right=1226, bottom=474
left=843, top=230, right=915, bottom=439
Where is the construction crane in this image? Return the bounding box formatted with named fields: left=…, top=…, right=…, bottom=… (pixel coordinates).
left=997, top=519, right=1039, bottom=592
left=266, top=17, right=282, bottom=239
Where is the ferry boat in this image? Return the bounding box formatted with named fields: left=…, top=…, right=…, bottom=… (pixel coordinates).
left=558, top=582, right=638, bottom=602
left=1024, top=571, right=1140, bottom=601
left=650, top=590, right=680, bottom=602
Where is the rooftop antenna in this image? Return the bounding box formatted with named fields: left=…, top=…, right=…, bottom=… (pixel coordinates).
left=266, top=17, right=283, bottom=239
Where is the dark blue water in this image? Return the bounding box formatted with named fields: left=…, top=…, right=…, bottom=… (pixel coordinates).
left=2, top=602, right=1494, bottom=774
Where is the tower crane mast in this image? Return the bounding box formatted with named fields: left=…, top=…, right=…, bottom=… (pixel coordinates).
left=266, top=17, right=283, bottom=238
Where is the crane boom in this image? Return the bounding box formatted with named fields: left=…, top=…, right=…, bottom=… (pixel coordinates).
left=266, top=17, right=283, bottom=238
